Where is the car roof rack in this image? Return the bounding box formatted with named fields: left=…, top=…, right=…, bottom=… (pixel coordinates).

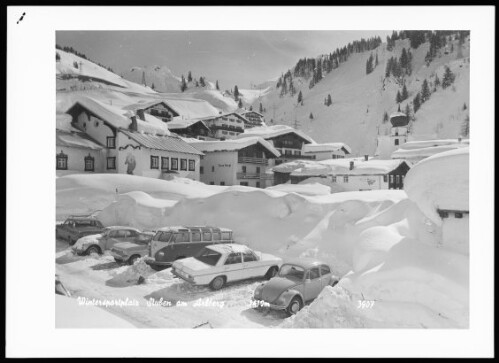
left=67, top=210, right=102, bottom=219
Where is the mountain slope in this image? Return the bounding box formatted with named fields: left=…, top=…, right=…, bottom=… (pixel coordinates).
left=252, top=36, right=470, bottom=156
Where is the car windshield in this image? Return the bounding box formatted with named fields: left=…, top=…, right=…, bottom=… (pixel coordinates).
left=278, top=264, right=306, bottom=280
left=100, top=228, right=112, bottom=237
left=194, top=247, right=222, bottom=266
left=153, top=231, right=172, bottom=242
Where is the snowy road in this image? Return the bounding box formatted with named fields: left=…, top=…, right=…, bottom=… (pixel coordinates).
left=56, top=239, right=289, bottom=328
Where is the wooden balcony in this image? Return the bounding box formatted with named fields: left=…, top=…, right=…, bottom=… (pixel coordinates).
left=237, top=172, right=274, bottom=180
left=237, top=157, right=269, bottom=165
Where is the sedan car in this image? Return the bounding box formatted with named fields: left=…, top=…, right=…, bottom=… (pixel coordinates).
left=71, top=226, right=143, bottom=256
left=171, top=244, right=282, bottom=290
left=252, top=258, right=339, bottom=316
left=110, top=231, right=155, bottom=265
left=56, top=215, right=106, bottom=245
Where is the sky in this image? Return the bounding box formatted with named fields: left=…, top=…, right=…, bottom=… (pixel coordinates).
left=56, top=31, right=392, bottom=89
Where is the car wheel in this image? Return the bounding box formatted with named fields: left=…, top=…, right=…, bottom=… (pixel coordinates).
left=209, top=276, right=225, bottom=291
left=265, top=266, right=278, bottom=280
left=286, top=296, right=303, bottom=316
left=86, top=246, right=101, bottom=256
left=68, top=237, right=75, bottom=246
left=128, top=255, right=141, bottom=265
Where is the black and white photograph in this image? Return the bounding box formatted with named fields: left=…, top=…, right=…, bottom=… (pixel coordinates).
left=6, top=5, right=495, bottom=358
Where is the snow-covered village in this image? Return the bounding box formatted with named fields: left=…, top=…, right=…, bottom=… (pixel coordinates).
left=47, top=28, right=477, bottom=331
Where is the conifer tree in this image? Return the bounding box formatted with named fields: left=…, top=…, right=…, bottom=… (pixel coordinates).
left=216, top=80, right=220, bottom=90
left=327, top=94, right=332, bottom=106
left=297, top=90, right=303, bottom=104
left=396, top=90, right=402, bottom=104
left=375, top=53, right=379, bottom=67
left=141, top=70, right=146, bottom=85
left=151, top=83, right=155, bottom=90
left=199, top=77, right=205, bottom=87
left=421, top=79, right=431, bottom=102
left=461, top=115, right=470, bottom=137
left=234, top=85, right=240, bottom=100
left=56, top=52, right=61, bottom=61
left=180, top=75, right=187, bottom=92
left=435, top=74, right=441, bottom=88
left=249, top=105, right=253, bottom=111
left=402, top=84, right=408, bottom=101
left=463, top=102, right=467, bottom=110
left=309, top=112, right=314, bottom=120
left=259, top=102, right=263, bottom=113
left=238, top=99, right=243, bottom=108
left=383, top=111, right=389, bottom=123
left=442, top=66, right=455, bottom=89
left=405, top=104, right=411, bottom=119
left=413, top=93, right=421, bottom=113
left=187, top=71, right=192, bottom=82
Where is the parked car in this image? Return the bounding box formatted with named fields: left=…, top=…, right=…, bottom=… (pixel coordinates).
left=252, top=258, right=339, bottom=316
left=110, top=231, right=155, bottom=265
left=144, top=226, right=234, bottom=271
left=56, top=215, right=106, bottom=245
left=71, top=226, right=144, bottom=256
left=172, top=243, right=282, bottom=290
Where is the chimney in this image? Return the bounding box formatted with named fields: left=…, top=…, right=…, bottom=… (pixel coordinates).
left=137, top=109, right=145, bottom=121
left=349, top=161, right=354, bottom=170
left=364, top=155, right=369, bottom=161
left=130, top=115, right=138, bottom=132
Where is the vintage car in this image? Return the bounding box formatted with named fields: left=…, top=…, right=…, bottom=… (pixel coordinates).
left=56, top=215, right=106, bottom=245
left=144, top=226, right=235, bottom=271
left=71, top=226, right=144, bottom=256
left=171, top=244, right=282, bottom=290
left=110, top=231, right=155, bottom=265
left=252, top=258, right=339, bottom=316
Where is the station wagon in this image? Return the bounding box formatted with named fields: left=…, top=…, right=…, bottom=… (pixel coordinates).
left=56, top=215, right=105, bottom=245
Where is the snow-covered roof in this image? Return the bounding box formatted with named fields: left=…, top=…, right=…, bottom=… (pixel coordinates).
left=273, top=157, right=409, bottom=177
left=404, top=147, right=469, bottom=225
left=235, top=124, right=315, bottom=144
left=56, top=130, right=104, bottom=151
left=238, top=110, right=264, bottom=117
left=166, top=119, right=210, bottom=131
left=65, top=96, right=171, bottom=136
left=56, top=113, right=79, bottom=133
left=195, top=111, right=248, bottom=123
left=120, top=130, right=204, bottom=156
left=390, top=112, right=409, bottom=127
left=122, top=100, right=172, bottom=113
left=188, top=137, right=280, bottom=157
left=161, top=98, right=221, bottom=119
left=391, top=139, right=470, bottom=160
left=303, top=142, right=352, bottom=154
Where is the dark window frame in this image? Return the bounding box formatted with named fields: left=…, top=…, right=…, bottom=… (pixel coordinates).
left=171, top=158, right=179, bottom=170
left=106, top=136, right=116, bottom=149
left=150, top=156, right=159, bottom=169
left=107, top=156, right=116, bottom=170
left=180, top=159, right=187, bottom=171
left=188, top=159, right=195, bottom=171
left=161, top=157, right=170, bottom=170
left=84, top=154, right=95, bottom=172
left=56, top=151, right=68, bottom=170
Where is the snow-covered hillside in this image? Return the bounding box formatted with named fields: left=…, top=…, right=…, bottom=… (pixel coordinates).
left=252, top=36, right=470, bottom=156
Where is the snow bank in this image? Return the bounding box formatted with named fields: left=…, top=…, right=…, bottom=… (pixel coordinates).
left=56, top=173, right=225, bottom=220
left=266, top=183, right=331, bottom=196
left=404, top=147, right=469, bottom=225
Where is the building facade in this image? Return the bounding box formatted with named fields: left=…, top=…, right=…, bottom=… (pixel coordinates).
left=238, top=110, right=265, bottom=128
left=201, top=113, right=247, bottom=140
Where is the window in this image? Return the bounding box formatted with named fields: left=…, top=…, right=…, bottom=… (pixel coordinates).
left=211, top=166, right=215, bottom=172
left=293, top=150, right=300, bottom=155
left=343, top=176, right=349, bottom=183
left=390, top=175, right=394, bottom=183
left=171, top=158, right=178, bottom=170
left=455, top=212, right=463, bottom=219
left=331, top=176, right=337, bottom=183
left=212, top=232, right=221, bottom=241
left=395, top=175, right=400, bottom=184
left=175, top=232, right=190, bottom=243
left=394, top=139, right=399, bottom=146
left=84, top=154, right=95, bottom=172
left=188, top=159, right=195, bottom=171
left=221, top=232, right=232, bottom=240
left=256, top=182, right=260, bottom=188
left=438, top=210, right=449, bottom=218
left=180, top=159, right=187, bottom=171
left=220, top=182, right=225, bottom=186
left=161, top=157, right=169, bottom=170
left=107, top=157, right=116, bottom=170
left=285, top=149, right=292, bottom=155
left=243, top=252, right=258, bottom=262
left=240, top=182, right=249, bottom=186
left=191, top=232, right=201, bottom=242
left=203, top=232, right=212, bottom=241
left=209, top=182, right=215, bottom=185
left=224, top=253, right=242, bottom=265
left=154, top=231, right=172, bottom=242
left=107, top=136, right=116, bottom=149
left=242, top=166, right=247, bottom=173
left=151, top=156, right=159, bottom=169
left=194, top=247, right=222, bottom=266
left=200, top=166, right=204, bottom=174
left=256, top=167, right=261, bottom=174
left=307, top=267, right=321, bottom=280
left=56, top=151, right=68, bottom=170
left=320, top=265, right=331, bottom=276
left=383, top=175, right=388, bottom=183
